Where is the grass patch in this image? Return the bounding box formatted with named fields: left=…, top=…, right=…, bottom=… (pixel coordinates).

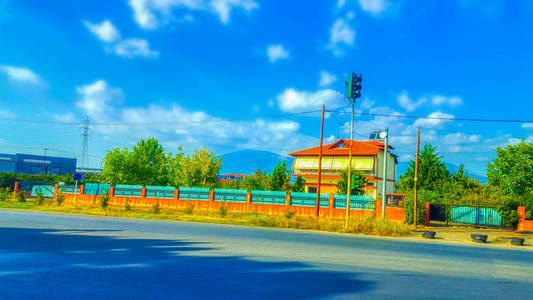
left=0, top=200, right=412, bottom=237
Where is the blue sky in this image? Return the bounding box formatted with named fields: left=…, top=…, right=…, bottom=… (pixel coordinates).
left=0, top=0, right=532, bottom=175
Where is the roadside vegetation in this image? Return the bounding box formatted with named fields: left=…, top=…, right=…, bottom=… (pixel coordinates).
left=0, top=197, right=411, bottom=237
left=398, top=142, right=533, bottom=227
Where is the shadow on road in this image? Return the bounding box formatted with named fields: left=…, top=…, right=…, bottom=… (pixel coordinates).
left=0, top=227, right=373, bottom=299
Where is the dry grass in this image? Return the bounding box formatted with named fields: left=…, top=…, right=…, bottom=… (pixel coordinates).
left=0, top=198, right=412, bottom=237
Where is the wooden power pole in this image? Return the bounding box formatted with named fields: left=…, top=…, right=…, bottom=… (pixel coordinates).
left=315, top=104, right=325, bottom=217
left=413, top=127, right=421, bottom=227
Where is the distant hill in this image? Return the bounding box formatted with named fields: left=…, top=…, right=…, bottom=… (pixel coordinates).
left=220, top=150, right=295, bottom=175
left=396, top=161, right=487, bottom=184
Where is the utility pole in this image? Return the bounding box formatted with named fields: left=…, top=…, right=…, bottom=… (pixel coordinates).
left=315, top=104, right=325, bottom=217
left=413, top=126, right=421, bottom=227
left=381, top=127, right=389, bottom=219
left=80, top=116, right=91, bottom=172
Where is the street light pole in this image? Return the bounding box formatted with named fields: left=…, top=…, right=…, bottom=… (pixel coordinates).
left=381, top=127, right=389, bottom=219
left=345, top=101, right=354, bottom=228
left=315, top=104, right=325, bottom=217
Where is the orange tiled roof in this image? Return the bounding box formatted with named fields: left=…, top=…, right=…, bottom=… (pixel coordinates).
left=288, top=139, right=394, bottom=157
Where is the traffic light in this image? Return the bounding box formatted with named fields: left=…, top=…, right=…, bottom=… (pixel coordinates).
left=345, top=72, right=362, bottom=100
left=351, top=174, right=360, bottom=189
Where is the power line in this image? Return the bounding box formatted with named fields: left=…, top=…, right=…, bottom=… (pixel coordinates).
left=327, top=110, right=533, bottom=123
left=0, top=110, right=322, bottom=127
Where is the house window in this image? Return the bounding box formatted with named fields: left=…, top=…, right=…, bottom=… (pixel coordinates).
left=307, top=186, right=317, bottom=193
left=367, top=182, right=375, bottom=187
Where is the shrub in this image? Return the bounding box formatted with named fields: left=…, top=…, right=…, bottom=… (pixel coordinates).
left=403, top=191, right=427, bottom=225
left=124, top=197, right=131, bottom=211
left=184, top=201, right=194, bottom=215
left=284, top=208, right=296, bottom=219
left=0, top=187, right=11, bottom=201
left=16, top=192, right=26, bottom=203
left=151, top=203, right=160, bottom=214
left=99, top=191, right=109, bottom=209
left=218, top=202, right=228, bottom=217
left=55, top=193, right=65, bottom=206
left=36, top=192, right=44, bottom=205
left=497, top=198, right=522, bottom=228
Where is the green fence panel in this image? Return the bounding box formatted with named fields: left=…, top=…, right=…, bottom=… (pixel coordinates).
left=58, top=183, right=80, bottom=194
left=114, top=184, right=143, bottom=197
left=450, top=206, right=502, bottom=226
left=84, top=183, right=110, bottom=195
left=290, top=192, right=329, bottom=208
left=333, top=195, right=375, bottom=210
left=251, top=190, right=286, bottom=205
left=214, top=188, right=247, bottom=203
left=31, top=185, right=55, bottom=198
left=179, top=187, right=210, bottom=201
left=146, top=186, right=175, bottom=199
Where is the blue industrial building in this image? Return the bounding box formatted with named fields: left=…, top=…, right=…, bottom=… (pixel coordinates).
left=0, top=153, right=77, bottom=175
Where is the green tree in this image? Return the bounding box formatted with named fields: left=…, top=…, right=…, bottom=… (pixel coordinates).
left=270, top=161, right=290, bottom=191
left=178, top=147, right=222, bottom=188
left=397, top=144, right=449, bottom=193
left=291, top=176, right=305, bottom=192
left=241, top=170, right=270, bottom=191
left=335, top=169, right=367, bottom=195
left=101, top=138, right=173, bottom=186
left=487, top=141, right=533, bottom=197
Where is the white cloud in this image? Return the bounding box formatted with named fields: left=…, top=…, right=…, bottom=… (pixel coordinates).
left=266, top=44, right=290, bottom=63
left=522, top=123, right=533, bottom=129
left=53, top=113, right=76, bottom=123
left=431, top=95, right=463, bottom=107
left=120, top=103, right=312, bottom=155
left=397, top=91, right=425, bottom=112
left=413, top=111, right=455, bottom=128
left=76, top=80, right=123, bottom=121
left=0, top=65, right=44, bottom=85
left=337, top=0, right=346, bottom=9
left=319, top=71, right=337, bottom=87
left=83, top=20, right=120, bottom=43
left=357, top=0, right=390, bottom=15
left=0, top=110, right=15, bottom=118
left=276, top=88, right=344, bottom=113
left=210, top=0, right=258, bottom=24
left=328, top=18, right=355, bottom=56
left=113, top=38, right=159, bottom=58
left=128, top=0, right=257, bottom=29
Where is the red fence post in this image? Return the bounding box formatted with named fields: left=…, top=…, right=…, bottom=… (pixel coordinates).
left=209, top=190, right=214, bottom=211
left=329, top=193, right=334, bottom=218
left=376, top=198, right=383, bottom=219
left=285, top=191, right=291, bottom=206
left=13, top=181, right=19, bottom=200
left=54, top=183, right=59, bottom=199
left=425, top=202, right=430, bottom=225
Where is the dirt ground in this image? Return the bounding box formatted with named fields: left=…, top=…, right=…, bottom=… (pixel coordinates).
left=408, top=222, right=533, bottom=249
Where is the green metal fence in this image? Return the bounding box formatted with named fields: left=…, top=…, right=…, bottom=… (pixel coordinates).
left=178, top=187, right=210, bottom=201
left=146, top=186, right=175, bottom=199
left=450, top=206, right=502, bottom=226
left=83, top=183, right=110, bottom=195
left=213, top=188, right=247, bottom=202
left=333, top=195, right=375, bottom=210
left=31, top=185, right=55, bottom=198
left=114, top=184, right=143, bottom=197
left=251, top=190, right=286, bottom=205
left=290, top=192, right=329, bottom=208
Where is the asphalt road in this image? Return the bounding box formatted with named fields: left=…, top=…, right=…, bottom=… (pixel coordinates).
left=1, top=209, right=533, bottom=299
